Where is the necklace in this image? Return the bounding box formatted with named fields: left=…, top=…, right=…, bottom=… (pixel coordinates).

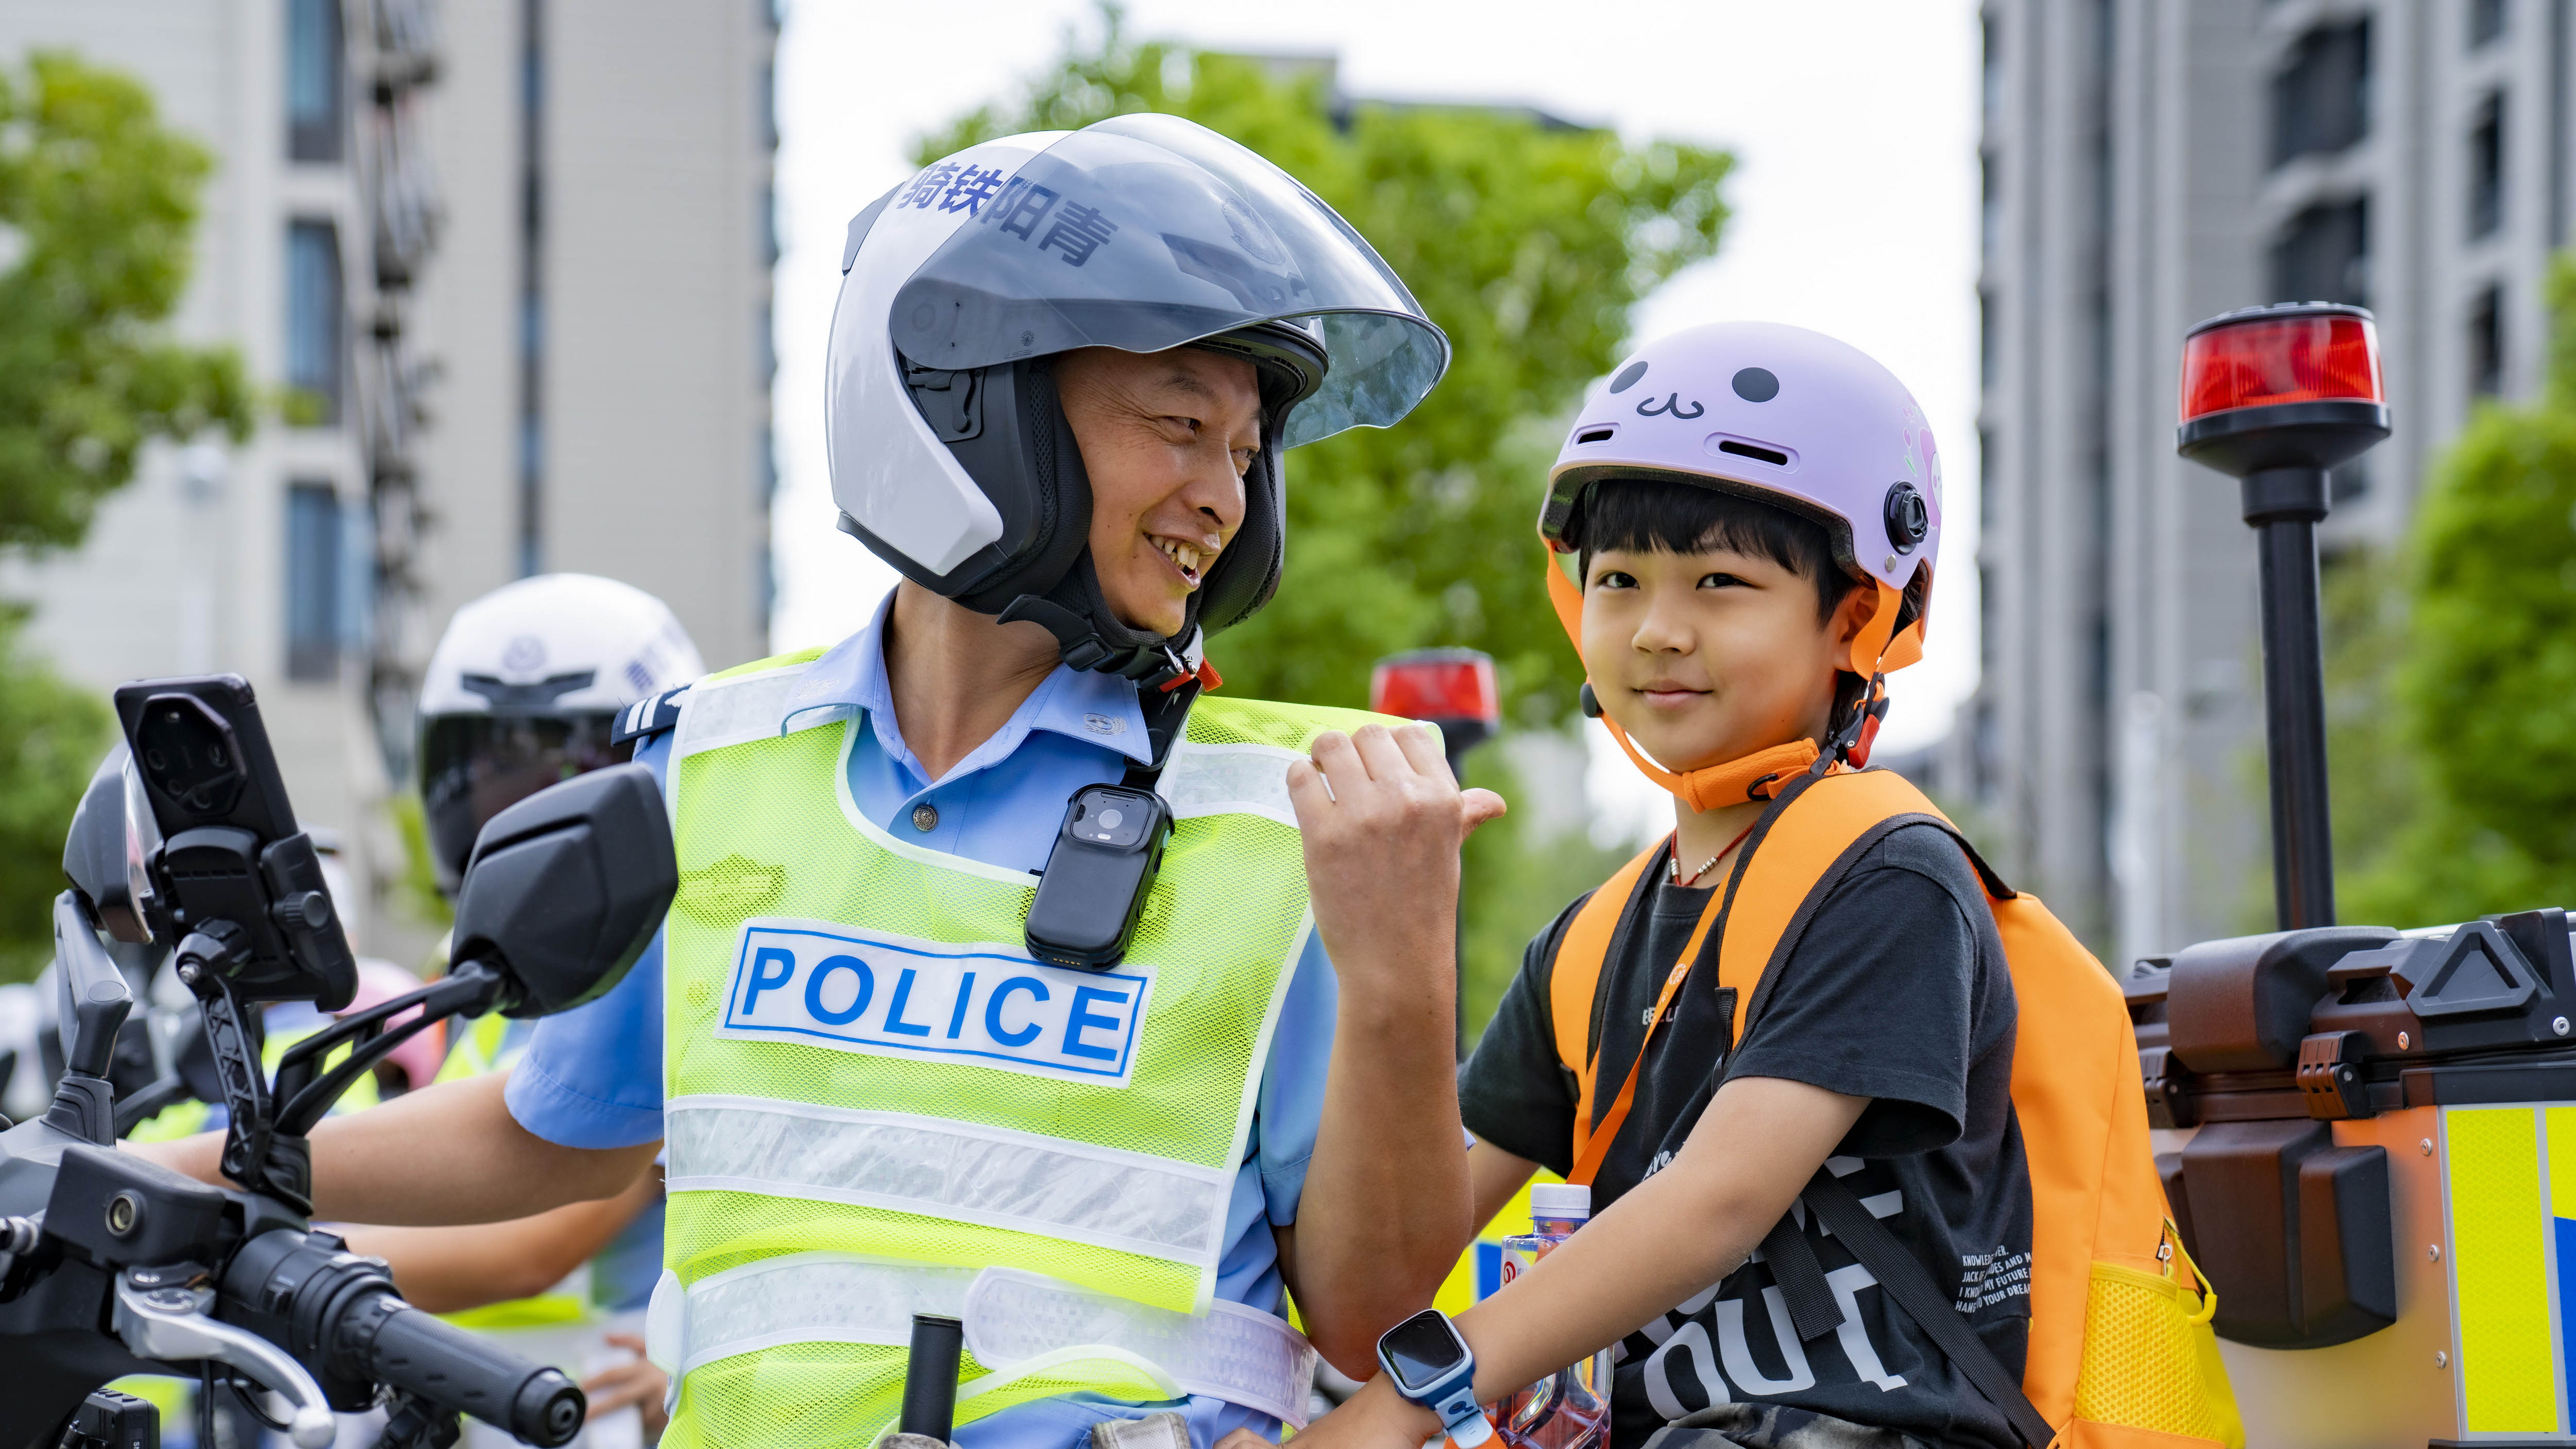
left=1668, top=820, right=1761, bottom=889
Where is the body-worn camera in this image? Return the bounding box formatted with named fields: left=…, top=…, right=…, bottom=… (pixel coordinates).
left=1024, top=785, right=1172, bottom=969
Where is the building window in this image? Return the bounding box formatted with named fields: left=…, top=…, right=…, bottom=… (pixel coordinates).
left=2270, top=21, right=2371, bottom=168
left=2270, top=198, right=2370, bottom=305
left=286, top=482, right=343, bottom=680
left=1979, top=288, right=1997, bottom=387
left=1981, top=150, right=2000, bottom=262
left=1982, top=14, right=2002, bottom=125
left=518, top=0, right=547, bottom=577
left=285, top=219, right=345, bottom=425
left=1977, top=427, right=1997, bottom=531
left=759, top=56, right=779, bottom=150
left=2470, top=283, right=2505, bottom=395
left=2472, top=0, right=2508, bottom=46
left=1978, top=561, right=1998, bottom=675
left=285, top=0, right=344, bottom=162
left=2470, top=92, right=2505, bottom=239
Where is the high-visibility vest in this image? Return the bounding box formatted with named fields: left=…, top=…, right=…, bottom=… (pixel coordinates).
left=1546, top=766, right=2243, bottom=1449
left=652, top=650, right=1389, bottom=1449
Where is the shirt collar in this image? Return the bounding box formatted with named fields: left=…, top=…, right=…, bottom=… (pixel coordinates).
left=785, top=590, right=1154, bottom=779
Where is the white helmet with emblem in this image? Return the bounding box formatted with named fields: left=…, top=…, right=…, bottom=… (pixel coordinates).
left=416, top=574, right=703, bottom=892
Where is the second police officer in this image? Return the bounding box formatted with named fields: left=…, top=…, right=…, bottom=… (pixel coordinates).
left=154, top=114, right=1494, bottom=1449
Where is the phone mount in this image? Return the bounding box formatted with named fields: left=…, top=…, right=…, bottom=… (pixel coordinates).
left=45, top=675, right=678, bottom=1213
left=6, top=675, right=680, bottom=1449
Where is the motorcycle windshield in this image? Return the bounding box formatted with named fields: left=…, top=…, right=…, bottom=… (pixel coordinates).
left=890, top=113, right=1449, bottom=449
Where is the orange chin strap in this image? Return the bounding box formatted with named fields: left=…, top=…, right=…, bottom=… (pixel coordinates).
left=1544, top=545, right=1912, bottom=807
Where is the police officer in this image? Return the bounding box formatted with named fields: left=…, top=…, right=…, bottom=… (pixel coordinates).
left=149, top=114, right=1492, bottom=1449
left=342, top=574, right=705, bottom=1446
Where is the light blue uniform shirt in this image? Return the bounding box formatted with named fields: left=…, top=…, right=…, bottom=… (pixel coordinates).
left=506, top=594, right=1338, bottom=1448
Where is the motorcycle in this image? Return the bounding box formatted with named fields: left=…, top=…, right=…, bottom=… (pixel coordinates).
left=0, top=675, right=676, bottom=1449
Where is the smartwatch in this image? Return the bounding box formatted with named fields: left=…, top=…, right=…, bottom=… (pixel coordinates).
left=1376, top=1308, right=1493, bottom=1446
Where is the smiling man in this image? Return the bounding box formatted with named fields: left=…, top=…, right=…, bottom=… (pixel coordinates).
left=146, top=115, right=1485, bottom=1449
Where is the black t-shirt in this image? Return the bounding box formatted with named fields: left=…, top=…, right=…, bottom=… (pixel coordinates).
left=1459, top=824, right=2032, bottom=1449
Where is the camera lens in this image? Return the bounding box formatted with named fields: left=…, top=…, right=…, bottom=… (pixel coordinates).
left=1098, top=809, right=1124, bottom=831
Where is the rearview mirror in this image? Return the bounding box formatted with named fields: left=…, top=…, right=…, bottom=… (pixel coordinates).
left=61, top=748, right=161, bottom=945
left=52, top=892, right=132, bottom=1080
left=450, top=763, right=675, bottom=1019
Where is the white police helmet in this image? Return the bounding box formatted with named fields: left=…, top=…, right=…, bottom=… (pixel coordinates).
left=416, top=574, right=703, bottom=891
left=826, top=113, right=1448, bottom=688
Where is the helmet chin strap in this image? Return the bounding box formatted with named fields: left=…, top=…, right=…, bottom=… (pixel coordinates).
left=998, top=551, right=1220, bottom=689
left=1544, top=549, right=1903, bottom=810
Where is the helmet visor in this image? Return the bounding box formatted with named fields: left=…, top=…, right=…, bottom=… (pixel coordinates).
left=891, top=113, right=1450, bottom=449
left=419, top=712, right=620, bottom=890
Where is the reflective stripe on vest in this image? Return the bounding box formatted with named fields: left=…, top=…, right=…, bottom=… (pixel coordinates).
left=656, top=652, right=1397, bottom=1448
left=663, top=1256, right=1313, bottom=1428
left=663, top=1095, right=1233, bottom=1267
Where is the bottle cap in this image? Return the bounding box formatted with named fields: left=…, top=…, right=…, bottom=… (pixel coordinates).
left=1529, top=1183, right=1591, bottom=1219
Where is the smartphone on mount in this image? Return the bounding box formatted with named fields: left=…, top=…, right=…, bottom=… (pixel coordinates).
left=109, top=676, right=358, bottom=1011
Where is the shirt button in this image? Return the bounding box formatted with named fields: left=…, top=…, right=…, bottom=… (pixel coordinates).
left=910, top=803, right=940, bottom=833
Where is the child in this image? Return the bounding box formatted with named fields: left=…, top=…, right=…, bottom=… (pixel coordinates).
left=1290, top=322, right=2025, bottom=1449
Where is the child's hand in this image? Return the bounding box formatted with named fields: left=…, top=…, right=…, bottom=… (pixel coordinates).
left=1286, top=724, right=1506, bottom=996
left=1219, top=1374, right=1444, bottom=1449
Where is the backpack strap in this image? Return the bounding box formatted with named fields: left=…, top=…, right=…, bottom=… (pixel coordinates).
left=1561, top=764, right=1827, bottom=1188
left=1805, top=1168, right=2058, bottom=1449
left=1696, top=769, right=2057, bottom=1448
left=1548, top=842, right=1663, bottom=1161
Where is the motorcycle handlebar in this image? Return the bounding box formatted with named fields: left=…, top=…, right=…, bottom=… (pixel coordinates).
left=220, top=1228, right=586, bottom=1447
left=338, top=1293, right=586, bottom=1446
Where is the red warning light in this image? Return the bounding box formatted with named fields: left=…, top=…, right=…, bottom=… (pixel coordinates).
left=2178, top=307, right=2383, bottom=423
left=1370, top=650, right=1500, bottom=728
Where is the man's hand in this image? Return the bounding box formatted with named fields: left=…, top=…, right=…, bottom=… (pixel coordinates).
left=1286, top=724, right=1506, bottom=982
left=1276, top=724, right=1500, bottom=1376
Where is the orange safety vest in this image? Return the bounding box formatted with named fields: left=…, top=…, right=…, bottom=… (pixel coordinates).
left=1545, top=765, right=2242, bottom=1449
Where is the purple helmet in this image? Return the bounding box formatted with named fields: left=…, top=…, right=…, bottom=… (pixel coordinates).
left=1540, top=321, right=1940, bottom=674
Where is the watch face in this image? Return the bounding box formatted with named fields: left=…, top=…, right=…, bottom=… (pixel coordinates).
left=1382, top=1310, right=1466, bottom=1390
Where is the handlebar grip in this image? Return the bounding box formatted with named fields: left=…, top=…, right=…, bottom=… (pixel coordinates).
left=352, top=1296, right=587, bottom=1446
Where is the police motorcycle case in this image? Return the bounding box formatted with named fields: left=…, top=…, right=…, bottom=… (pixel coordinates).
left=2136, top=908, right=2576, bottom=1449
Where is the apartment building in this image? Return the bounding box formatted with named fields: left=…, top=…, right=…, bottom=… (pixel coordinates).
left=1974, top=0, right=2569, bottom=963
left=0, top=0, right=777, bottom=957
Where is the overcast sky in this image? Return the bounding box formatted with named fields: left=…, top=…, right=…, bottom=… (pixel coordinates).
left=769, top=1, right=1982, bottom=836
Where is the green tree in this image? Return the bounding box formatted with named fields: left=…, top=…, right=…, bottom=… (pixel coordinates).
left=0, top=52, right=253, bottom=980
left=921, top=13, right=1731, bottom=1031
left=2329, top=256, right=2576, bottom=928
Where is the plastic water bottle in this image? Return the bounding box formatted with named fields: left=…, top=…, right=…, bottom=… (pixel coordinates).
left=1491, top=1184, right=1611, bottom=1449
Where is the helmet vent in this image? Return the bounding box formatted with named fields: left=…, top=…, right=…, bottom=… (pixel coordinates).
left=1716, top=438, right=1790, bottom=467
left=1575, top=427, right=1617, bottom=445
